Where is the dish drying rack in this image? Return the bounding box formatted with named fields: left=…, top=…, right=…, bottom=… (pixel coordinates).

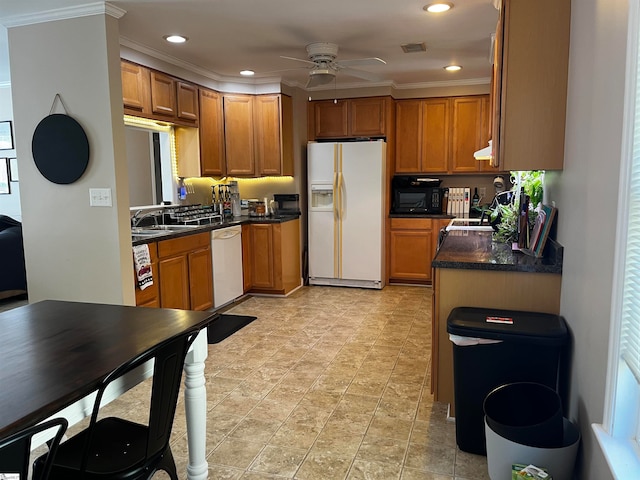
left=164, top=205, right=223, bottom=225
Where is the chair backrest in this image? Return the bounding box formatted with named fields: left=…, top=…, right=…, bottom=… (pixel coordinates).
left=0, top=417, right=68, bottom=480
left=79, top=328, right=199, bottom=473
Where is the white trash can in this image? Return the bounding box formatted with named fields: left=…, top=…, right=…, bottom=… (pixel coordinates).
left=485, top=417, right=580, bottom=480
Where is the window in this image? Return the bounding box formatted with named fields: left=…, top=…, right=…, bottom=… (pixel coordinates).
left=594, top=1, right=640, bottom=476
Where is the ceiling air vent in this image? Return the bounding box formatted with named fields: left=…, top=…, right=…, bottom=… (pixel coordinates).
left=401, top=43, right=427, bottom=53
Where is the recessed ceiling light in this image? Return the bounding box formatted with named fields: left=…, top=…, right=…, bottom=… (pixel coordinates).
left=444, top=65, right=462, bottom=71
left=424, top=2, right=453, bottom=13
left=240, top=70, right=255, bottom=76
left=163, top=35, right=188, bottom=44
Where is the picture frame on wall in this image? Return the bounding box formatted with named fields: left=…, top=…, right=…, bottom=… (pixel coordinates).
left=0, top=121, right=14, bottom=150
left=0, top=159, right=10, bottom=194
left=8, top=158, right=18, bottom=182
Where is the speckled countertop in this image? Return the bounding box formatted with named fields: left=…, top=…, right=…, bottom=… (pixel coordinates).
left=131, top=214, right=300, bottom=246
left=432, top=229, right=563, bottom=274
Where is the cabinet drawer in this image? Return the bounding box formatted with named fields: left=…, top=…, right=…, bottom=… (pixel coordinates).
left=390, top=218, right=432, bottom=231
left=158, top=232, right=210, bottom=258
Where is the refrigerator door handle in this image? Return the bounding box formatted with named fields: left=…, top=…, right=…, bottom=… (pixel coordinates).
left=338, top=172, right=345, bottom=219
left=333, top=171, right=339, bottom=220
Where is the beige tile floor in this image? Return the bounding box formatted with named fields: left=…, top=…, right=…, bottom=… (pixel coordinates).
left=30, top=285, right=489, bottom=479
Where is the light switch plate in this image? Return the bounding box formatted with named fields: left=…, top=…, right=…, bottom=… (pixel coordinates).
left=89, top=188, right=112, bottom=207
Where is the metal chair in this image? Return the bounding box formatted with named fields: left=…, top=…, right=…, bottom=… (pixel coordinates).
left=35, top=329, right=199, bottom=479
left=0, top=417, right=68, bottom=480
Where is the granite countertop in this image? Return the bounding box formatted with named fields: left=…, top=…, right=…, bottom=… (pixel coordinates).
left=389, top=213, right=455, bottom=219
left=432, top=229, right=563, bottom=274
left=131, top=214, right=300, bottom=246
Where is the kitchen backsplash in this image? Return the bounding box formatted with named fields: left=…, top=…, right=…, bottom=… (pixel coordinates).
left=182, top=176, right=298, bottom=206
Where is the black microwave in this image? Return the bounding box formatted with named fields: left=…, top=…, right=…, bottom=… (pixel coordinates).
left=391, top=175, right=443, bottom=214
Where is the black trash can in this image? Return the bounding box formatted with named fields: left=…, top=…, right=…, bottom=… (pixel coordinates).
left=446, top=307, right=568, bottom=455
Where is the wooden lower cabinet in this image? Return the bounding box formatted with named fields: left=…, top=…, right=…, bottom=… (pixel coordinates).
left=389, top=218, right=444, bottom=284
left=432, top=268, right=562, bottom=415
left=245, top=219, right=301, bottom=295
left=146, top=232, right=213, bottom=311
left=134, top=242, right=159, bottom=307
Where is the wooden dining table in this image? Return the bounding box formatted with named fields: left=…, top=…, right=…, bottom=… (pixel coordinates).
left=0, top=300, right=216, bottom=480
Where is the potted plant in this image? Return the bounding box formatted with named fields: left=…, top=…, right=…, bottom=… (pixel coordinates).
left=491, top=171, right=544, bottom=245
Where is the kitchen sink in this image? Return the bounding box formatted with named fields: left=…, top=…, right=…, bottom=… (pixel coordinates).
left=131, top=224, right=200, bottom=235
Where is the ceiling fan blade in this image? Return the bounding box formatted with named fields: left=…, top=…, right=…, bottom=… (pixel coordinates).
left=280, top=55, right=317, bottom=66
left=335, top=57, right=386, bottom=67
left=256, top=66, right=310, bottom=76
left=306, top=72, right=335, bottom=88
left=338, top=67, right=385, bottom=82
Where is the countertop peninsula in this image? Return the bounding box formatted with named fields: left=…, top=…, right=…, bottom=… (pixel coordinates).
left=433, top=229, right=563, bottom=274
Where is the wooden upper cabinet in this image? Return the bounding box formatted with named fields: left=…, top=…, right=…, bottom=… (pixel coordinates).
left=422, top=98, right=450, bottom=173
left=311, top=97, right=388, bottom=139
left=121, top=61, right=151, bottom=115
left=254, top=94, right=294, bottom=176
left=224, top=94, right=255, bottom=176
left=395, top=95, right=490, bottom=174
left=395, top=98, right=449, bottom=173
left=176, top=81, right=199, bottom=124
left=313, top=100, right=349, bottom=138
left=121, top=60, right=200, bottom=126
left=199, top=88, right=225, bottom=176
left=492, top=0, right=570, bottom=171
left=150, top=71, right=177, bottom=118
left=395, top=100, right=423, bottom=173
left=451, top=96, right=484, bottom=173
left=349, top=97, right=386, bottom=137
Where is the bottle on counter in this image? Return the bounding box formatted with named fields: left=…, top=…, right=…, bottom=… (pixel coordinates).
left=472, top=187, right=480, bottom=208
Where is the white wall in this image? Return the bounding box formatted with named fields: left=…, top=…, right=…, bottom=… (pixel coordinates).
left=545, top=0, right=629, bottom=478
left=0, top=86, right=21, bottom=220
left=8, top=13, right=135, bottom=305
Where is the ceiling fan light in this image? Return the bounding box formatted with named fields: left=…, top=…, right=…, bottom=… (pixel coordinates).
left=424, top=2, right=453, bottom=13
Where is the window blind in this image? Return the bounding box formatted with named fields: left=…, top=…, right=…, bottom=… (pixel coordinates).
left=621, top=22, right=640, bottom=383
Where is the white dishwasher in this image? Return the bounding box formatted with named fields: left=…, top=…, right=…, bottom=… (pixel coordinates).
left=211, top=225, right=244, bottom=308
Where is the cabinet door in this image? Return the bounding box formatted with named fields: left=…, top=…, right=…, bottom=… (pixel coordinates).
left=224, top=94, right=255, bottom=176
left=121, top=61, right=150, bottom=114
left=134, top=242, right=158, bottom=307
left=150, top=71, right=177, bottom=118
left=349, top=98, right=386, bottom=137
left=242, top=224, right=252, bottom=292
left=451, top=96, right=484, bottom=173
left=389, top=230, right=433, bottom=282
left=176, top=81, right=199, bottom=124
left=422, top=98, right=450, bottom=173
left=199, top=88, right=225, bottom=176
left=254, top=95, right=282, bottom=176
left=395, top=100, right=423, bottom=173
left=250, top=224, right=275, bottom=289
left=158, top=255, right=190, bottom=309
left=314, top=100, right=348, bottom=138
left=479, top=95, right=500, bottom=173
left=188, top=247, right=213, bottom=311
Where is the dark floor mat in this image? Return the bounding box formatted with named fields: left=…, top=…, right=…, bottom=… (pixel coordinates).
left=207, top=314, right=257, bottom=344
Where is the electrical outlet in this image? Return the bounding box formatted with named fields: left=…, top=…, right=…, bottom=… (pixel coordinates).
left=479, top=187, right=487, bottom=198
left=89, top=188, right=112, bottom=207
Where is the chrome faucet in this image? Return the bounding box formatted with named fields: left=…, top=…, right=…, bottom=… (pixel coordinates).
left=131, top=210, right=160, bottom=228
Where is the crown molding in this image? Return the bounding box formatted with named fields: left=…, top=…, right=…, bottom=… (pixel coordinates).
left=0, top=2, right=125, bottom=28
left=393, top=77, right=492, bottom=90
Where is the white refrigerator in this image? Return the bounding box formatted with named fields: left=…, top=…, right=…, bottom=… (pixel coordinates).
left=308, top=140, right=386, bottom=289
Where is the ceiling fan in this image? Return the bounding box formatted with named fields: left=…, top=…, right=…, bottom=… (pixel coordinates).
left=278, top=42, right=386, bottom=88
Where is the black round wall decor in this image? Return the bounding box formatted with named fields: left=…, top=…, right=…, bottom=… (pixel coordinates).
left=31, top=114, right=90, bottom=184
